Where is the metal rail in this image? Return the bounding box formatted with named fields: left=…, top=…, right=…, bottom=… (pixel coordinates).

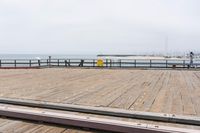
left=0, top=104, right=199, bottom=133
left=0, top=58, right=200, bottom=69
left=0, top=98, right=199, bottom=126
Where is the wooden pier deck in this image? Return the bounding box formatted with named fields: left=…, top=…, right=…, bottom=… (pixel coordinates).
left=0, top=68, right=200, bottom=132
left=0, top=68, right=199, bottom=116
left=0, top=117, right=96, bottom=133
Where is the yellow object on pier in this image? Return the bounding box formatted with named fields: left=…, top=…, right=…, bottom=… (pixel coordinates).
left=97, top=59, right=104, bottom=67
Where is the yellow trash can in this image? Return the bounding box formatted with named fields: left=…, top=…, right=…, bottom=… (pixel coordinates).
left=97, top=59, right=104, bottom=67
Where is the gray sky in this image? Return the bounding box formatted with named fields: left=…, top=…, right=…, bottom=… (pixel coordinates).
left=0, top=0, right=200, bottom=55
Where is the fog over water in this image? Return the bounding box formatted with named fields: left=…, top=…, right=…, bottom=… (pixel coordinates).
left=0, top=0, right=200, bottom=55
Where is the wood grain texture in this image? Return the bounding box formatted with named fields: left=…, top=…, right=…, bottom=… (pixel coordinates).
left=0, top=68, right=200, bottom=117
left=0, top=68, right=200, bottom=132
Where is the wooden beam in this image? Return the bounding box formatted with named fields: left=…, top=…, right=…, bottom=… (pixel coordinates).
left=0, top=105, right=199, bottom=133
left=0, top=67, right=40, bottom=69
left=0, top=98, right=199, bottom=126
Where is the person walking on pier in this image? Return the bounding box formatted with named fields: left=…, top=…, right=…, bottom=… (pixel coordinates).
left=190, top=52, right=194, bottom=68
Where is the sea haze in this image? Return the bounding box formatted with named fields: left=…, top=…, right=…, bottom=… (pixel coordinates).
left=0, top=54, right=97, bottom=59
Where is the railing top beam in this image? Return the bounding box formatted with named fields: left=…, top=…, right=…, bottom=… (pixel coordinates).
left=0, top=58, right=200, bottom=61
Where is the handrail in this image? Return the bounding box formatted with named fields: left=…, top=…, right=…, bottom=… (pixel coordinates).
left=0, top=58, right=199, bottom=69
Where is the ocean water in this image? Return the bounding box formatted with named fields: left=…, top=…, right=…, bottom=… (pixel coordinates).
left=0, top=54, right=97, bottom=59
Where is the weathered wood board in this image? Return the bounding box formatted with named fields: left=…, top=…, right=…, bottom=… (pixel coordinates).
left=0, top=68, right=199, bottom=117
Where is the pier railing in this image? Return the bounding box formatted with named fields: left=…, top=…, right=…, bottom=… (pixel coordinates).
left=0, top=58, right=200, bottom=69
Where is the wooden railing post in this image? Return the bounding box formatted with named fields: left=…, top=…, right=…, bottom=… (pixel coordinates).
left=82, top=59, right=84, bottom=67
left=119, top=60, right=121, bottom=67
left=106, top=59, right=108, bottom=67
left=134, top=60, right=136, bottom=68
left=47, top=59, right=49, bottom=67
left=64, top=60, right=67, bottom=67
left=29, top=60, right=31, bottom=67
left=69, top=59, right=71, bottom=67
left=58, top=59, right=59, bottom=66
left=38, top=60, right=41, bottom=67
left=166, top=60, right=168, bottom=68
left=48, top=56, right=51, bottom=67
left=183, top=60, right=185, bottom=68
left=93, top=59, right=95, bottom=67
left=150, top=60, right=152, bottom=68
left=110, top=59, right=112, bottom=68
left=79, top=60, right=84, bottom=67
left=14, top=60, right=16, bottom=68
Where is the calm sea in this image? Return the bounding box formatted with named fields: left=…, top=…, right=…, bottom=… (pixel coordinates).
left=0, top=54, right=97, bottom=59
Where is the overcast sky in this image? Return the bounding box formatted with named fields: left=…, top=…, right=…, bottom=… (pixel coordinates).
left=0, top=0, right=200, bottom=55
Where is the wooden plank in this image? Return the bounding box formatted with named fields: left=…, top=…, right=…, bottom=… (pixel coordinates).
left=0, top=121, right=22, bottom=132
left=0, top=98, right=200, bottom=126
left=45, top=127, right=67, bottom=133
left=14, top=122, right=40, bottom=133
left=71, top=71, right=139, bottom=106
left=170, top=71, right=183, bottom=115
left=178, top=71, right=196, bottom=115
left=129, top=71, right=163, bottom=111
left=25, top=125, right=59, bottom=133
left=109, top=70, right=155, bottom=109
left=149, top=71, right=171, bottom=113
left=0, top=105, right=199, bottom=133
left=62, top=129, right=94, bottom=133
left=183, top=71, right=200, bottom=115
left=161, top=71, right=174, bottom=114
left=0, top=68, right=200, bottom=117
